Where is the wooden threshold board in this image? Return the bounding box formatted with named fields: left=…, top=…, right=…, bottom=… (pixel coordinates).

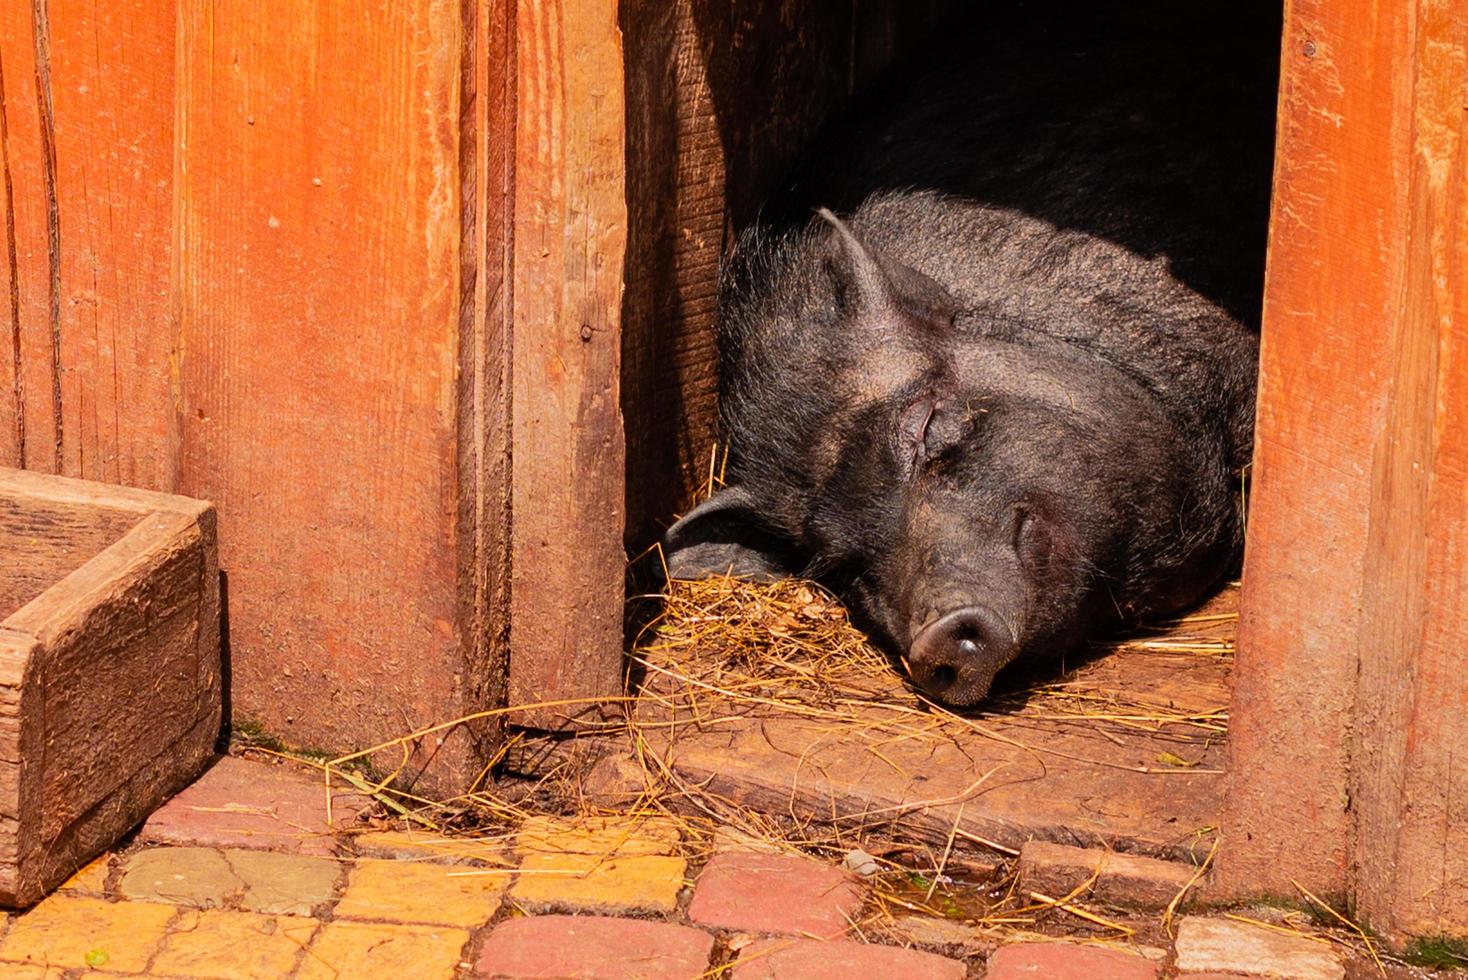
left=637, top=586, right=1235, bottom=862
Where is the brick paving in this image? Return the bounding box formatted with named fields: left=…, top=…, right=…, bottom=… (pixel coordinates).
left=731, top=938, right=968, bottom=979
left=335, top=860, right=507, bottom=926
left=985, top=942, right=1160, bottom=979
left=687, top=851, right=864, bottom=938
left=477, top=915, right=715, bottom=979
left=0, top=755, right=1383, bottom=978
left=139, top=756, right=368, bottom=856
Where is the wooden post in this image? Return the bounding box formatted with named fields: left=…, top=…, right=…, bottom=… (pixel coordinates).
left=1220, top=0, right=1467, bottom=942
left=497, top=0, right=628, bottom=727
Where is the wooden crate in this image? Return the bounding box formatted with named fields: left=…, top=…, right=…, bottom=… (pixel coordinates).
left=0, top=468, right=220, bottom=907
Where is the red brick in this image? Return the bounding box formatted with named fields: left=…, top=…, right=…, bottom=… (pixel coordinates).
left=475, top=915, right=714, bottom=979
left=985, top=942, right=1158, bottom=980
left=140, top=757, right=368, bottom=856
left=732, top=938, right=966, bottom=980
left=687, top=852, right=864, bottom=938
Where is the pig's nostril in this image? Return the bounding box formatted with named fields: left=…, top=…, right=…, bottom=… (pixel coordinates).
left=909, top=605, right=1013, bottom=702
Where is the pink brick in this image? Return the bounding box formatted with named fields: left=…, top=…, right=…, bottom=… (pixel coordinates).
left=732, top=938, right=966, bottom=980
left=475, top=915, right=714, bottom=979
left=688, top=852, right=864, bottom=938
left=985, top=943, right=1158, bottom=980
left=140, top=756, right=368, bottom=856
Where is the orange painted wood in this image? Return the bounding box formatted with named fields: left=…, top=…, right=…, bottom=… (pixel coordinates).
left=0, top=0, right=177, bottom=487
left=1, top=0, right=59, bottom=471
left=5, top=0, right=637, bottom=777
left=173, top=0, right=480, bottom=778
left=1222, top=0, right=1468, bottom=941
left=1349, top=0, right=1466, bottom=938
left=502, top=0, right=628, bottom=724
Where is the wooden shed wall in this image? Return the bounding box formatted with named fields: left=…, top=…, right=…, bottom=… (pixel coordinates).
left=1220, top=0, right=1466, bottom=941
left=2, top=0, right=630, bottom=787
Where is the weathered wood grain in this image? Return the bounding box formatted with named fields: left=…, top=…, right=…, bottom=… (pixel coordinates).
left=502, top=0, right=628, bottom=725
left=1219, top=1, right=1391, bottom=899
left=0, top=464, right=206, bottom=619
left=0, top=495, right=140, bottom=618
left=173, top=0, right=480, bottom=777
left=458, top=0, right=514, bottom=755
left=0, top=0, right=177, bottom=485
left=1349, top=0, right=1466, bottom=939
left=0, top=0, right=55, bottom=470
left=1221, top=0, right=1468, bottom=941
left=0, top=468, right=220, bottom=907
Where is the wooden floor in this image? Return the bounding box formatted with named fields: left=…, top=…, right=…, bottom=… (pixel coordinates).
left=637, top=585, right=1237, bottom=863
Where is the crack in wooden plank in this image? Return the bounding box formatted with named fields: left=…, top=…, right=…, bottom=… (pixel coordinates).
left=29, top=0, right=62, bottom=471
left=0, top=45, right=24, bottom=465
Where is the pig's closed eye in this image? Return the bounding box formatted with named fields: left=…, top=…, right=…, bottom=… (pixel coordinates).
left=1012, top=505, right=1052, bottom=567
left=895, top=396, right=938, bottom=475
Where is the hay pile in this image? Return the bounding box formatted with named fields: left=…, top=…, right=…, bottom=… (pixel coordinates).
left=632, top=573, right=1234, bottom=781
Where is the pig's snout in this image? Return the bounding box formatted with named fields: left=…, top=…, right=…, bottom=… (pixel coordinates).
left=907, top=605, right=1012, bottom=706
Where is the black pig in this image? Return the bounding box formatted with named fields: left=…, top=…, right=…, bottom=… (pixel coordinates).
left=663, top=5, right=1270, bottom=706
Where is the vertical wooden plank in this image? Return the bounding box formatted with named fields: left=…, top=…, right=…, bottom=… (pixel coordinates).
left=1217, top=0, right=1408, bottom=900
left=0, top=0, right=177, bottom=486
left=45, top=0, right=177, bottom=489
left=457, top=0, right=513, bottom=764
left=0, top=30, right=21, bottom=467
left=1223, top=0, right=1468, bottom=941
left=0, top=0, right=58, bottom=472
left=504, top=0, right=627, bottom=724
left=1351, top=0, right=1466, bottom=938
left=175, top=0, right=478, bottom=779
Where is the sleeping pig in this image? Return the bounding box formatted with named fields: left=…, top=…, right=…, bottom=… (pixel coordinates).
left=663, top=4, right=1271, bottom=706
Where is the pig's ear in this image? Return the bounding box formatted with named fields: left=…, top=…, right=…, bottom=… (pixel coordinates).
left=818, top=208, right=958, bottom=330
left=663, top=487, right=801, bottom=582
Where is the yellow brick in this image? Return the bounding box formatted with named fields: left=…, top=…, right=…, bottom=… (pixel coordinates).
left=298, top=921, right=470, bottom=980
left=509, top=852, right=688, bottom=914
left=3, top=965, right=69, bottom=980
left=58, top=857, right=111, bottom=895
left=351, top=830, right=513, bottom=866
left=0, top=894, right=175, bottom=973
left=514, top=815, right=682, bottom=859
left=334, top=860, right=507, bottom=927
left=152, top=909, right=318, bottom=978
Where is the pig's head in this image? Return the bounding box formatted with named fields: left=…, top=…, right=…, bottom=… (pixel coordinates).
left=665, top=204, right=1228, bottom=706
